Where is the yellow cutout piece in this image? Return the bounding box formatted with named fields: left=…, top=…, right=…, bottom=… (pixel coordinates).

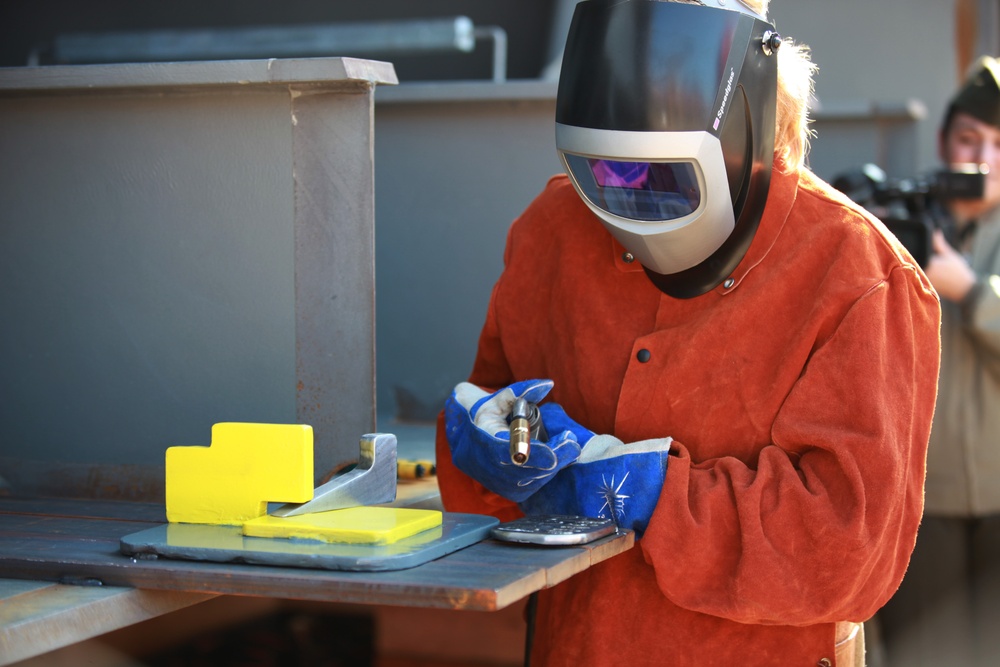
left=242, top=507, right=442, bottom=545
left=166, top=522, right=246, bottom=550
left=166, top=423, right=314, bottom=525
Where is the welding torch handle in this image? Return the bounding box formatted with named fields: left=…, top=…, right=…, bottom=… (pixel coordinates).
left=510, top=398, right=534, bottom=465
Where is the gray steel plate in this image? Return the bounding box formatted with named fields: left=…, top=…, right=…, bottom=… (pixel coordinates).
left=120, top=512, right=498, bottom=572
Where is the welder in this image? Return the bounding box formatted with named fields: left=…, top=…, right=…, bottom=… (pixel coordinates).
left=437, top=1, right=941, bottom=665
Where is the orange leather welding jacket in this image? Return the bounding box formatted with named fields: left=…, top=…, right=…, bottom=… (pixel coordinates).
left=435, top=162, right=941, bottom=666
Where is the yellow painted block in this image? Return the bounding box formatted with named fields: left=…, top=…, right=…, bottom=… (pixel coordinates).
left=166, top=522, right=246, bottom=550
left=166, top=423, right=314, bottom=525
left=242, top=507, right=442, bottom=545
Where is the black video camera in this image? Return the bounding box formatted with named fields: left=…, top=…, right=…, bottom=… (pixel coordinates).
left=832, top=163, right=987, bottom=267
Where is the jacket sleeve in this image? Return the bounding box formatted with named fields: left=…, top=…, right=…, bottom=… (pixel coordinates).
left=640, top=265, right=941, bottom=626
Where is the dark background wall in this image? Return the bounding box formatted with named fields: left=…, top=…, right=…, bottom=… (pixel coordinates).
left=0, top=0, right=557, bottom=81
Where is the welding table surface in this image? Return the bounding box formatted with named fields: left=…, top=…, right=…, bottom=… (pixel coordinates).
left=0, top=495, right=634, bottom=612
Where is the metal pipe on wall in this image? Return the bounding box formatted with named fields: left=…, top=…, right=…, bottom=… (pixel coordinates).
left=541, top=0, right=580, bottom=80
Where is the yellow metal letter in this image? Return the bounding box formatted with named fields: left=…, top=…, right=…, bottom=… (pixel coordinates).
left=242, top=507, right=442, bottom=544
left=165, top=423, right=314, bottom=525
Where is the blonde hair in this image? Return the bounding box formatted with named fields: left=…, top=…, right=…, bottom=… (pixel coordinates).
left=744, top=0, right=818, bottom=171
left=774, top=40, right=818, bottom=171
left=676, top=0, right=818, bottom=171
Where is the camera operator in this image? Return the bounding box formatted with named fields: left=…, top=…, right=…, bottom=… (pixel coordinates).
left=879, top=55, right=1000, bottom=667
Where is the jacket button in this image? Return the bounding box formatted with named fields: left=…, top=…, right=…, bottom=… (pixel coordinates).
left=723, top=277, right=735, bottom=289
left=817, top=659, right=832, bottom=667
left=636, top=349, right=651, bottom=363
left=622, top=252, right=635, bottom=263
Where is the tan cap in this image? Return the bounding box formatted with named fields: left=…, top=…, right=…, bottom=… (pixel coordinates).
left=949, top=56, right=1000, bottom=128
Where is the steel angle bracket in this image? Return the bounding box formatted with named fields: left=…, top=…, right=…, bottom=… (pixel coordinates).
left=270, top=433, right=397, bottom=517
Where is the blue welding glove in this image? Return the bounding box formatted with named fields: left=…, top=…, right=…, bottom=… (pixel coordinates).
left=537, top=402, right=597, bottom=444
left=520, top=409, right=672, bottom=535
left=444, top=379, right=583, bottom=503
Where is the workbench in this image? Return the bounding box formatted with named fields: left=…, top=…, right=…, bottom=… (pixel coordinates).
left=0, top=491, right=633, bottom=664
left=0, top=57, right=634, bottom=664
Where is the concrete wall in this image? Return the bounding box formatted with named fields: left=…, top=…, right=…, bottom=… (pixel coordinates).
left=770, top=0, right=961, bottom=179
left=373, top=83, right=562, bottom=423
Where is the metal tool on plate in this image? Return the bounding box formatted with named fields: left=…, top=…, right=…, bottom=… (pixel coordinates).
left=270, top=433, right=397, bottom=517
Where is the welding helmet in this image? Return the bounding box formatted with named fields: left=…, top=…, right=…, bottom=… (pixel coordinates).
left=556, top=0, right=780, bottom=298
